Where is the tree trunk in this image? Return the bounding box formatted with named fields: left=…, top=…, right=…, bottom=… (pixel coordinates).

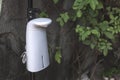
left=0, top=0, right=28, bottom=80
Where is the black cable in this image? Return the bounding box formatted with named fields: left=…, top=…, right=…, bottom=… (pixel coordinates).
left=28, top=0, right=33, bottom=8
left=30, top=72, right=35, bottom=80
left=27, top=0, right=36, bottom=80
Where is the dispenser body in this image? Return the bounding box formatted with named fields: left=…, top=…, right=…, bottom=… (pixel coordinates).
left=26, top=18, right=51, bottom=72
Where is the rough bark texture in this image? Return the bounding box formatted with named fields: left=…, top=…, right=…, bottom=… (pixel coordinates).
left=0, top=0, right=28, bottom=80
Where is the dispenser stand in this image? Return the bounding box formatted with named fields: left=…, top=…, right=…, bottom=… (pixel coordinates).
left=30, top=73, right=35, bottom=80
left=27, top=0, right=37, bottom=80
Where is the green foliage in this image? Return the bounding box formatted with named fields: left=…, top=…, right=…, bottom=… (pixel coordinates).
left=53, top=0, right=59, bottom=4
left=72, top=0, right=89, bottom=10
left=54, top=0, right=120, bottom=56
left=56, top=12, right=70, bottom=27
left=98, top=39, right=112, bottom=56
left=55, top=47, right=62, bottom=64
left=77, top=10, right=82, bottom=18
left=89, top=0, right=99, bottom=10
left=75, top=24, right=113, bottom=56
left=107, top=7, right=120, bottom=34
left=72, top=0, right=103, bottom=19
left=102, top=67, right=120, bottom=77
left=75, top=6, right=120, bottom=56
left=39, top=11, right=49, bottom=17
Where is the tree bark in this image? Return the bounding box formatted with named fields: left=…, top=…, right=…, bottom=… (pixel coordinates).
left=0, top=0, right=28, bottom=80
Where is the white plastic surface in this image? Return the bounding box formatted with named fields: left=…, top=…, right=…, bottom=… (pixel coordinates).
left=0, top=0, right=2, bottom=15
left=26, top=18, right=52, bottom=72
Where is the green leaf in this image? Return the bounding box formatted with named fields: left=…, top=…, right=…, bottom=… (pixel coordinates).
left=81, top=33, right=86, bottom=41
left=77, top=10, right=82, bottom=18
left=103, top=48, right=108, bottom=56
left=81, top=31, right=91, bottom=40
left=90, top=43, right=95, bottom=49
left=56, top=18, right=64, bottom=27
left=76, top=25, right=84, bottom=33
left=39, top=11, right=48, bottom=17
left=76, top=25, right=82, bottom=32
left=91, top=29, right=100, bottom=37
left=107, top=27, right=113, bottom=31
left=60, top=12, right=70, bottom=23
left=104, top=32, right=114, bottom=39
left=96, top=1, right=103, bottom=9
left=99, top=45, right=106, bottom=50
left=106, top=43, right=113, bottom=50
left=53, top=0, right=59, bottom=4
left=91, top=30, right=98, bottom=34
left=72, top=0, right=84, bottom=10
left=99, top=21, right=109, bottom=31
left=89, top=0, right=99, bottom=10
left=55, top=50, right=62, bottom=64
left=109, top=14, right=114, bottom=20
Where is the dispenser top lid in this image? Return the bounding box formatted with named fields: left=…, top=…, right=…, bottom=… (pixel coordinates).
left=30, top=18, right=52, bottom=27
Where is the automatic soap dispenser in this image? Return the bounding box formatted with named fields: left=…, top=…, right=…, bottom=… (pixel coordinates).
left=26, top=18, right=52, bottom=72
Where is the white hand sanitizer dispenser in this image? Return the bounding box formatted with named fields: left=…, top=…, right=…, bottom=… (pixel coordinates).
left=26, top=18, right=52, bottom=72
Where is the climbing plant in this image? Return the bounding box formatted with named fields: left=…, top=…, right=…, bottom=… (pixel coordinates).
left=56, top=0, right=120, bottom=56
left=39, top=0, right=120, bottom=63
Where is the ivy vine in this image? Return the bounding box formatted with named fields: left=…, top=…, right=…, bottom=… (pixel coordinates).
left=39, top=0, right=120, bottom=63
left=56, top=0, right=120, bottom=56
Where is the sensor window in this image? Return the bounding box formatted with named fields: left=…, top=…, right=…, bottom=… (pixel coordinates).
left=0, top=0, right=2, bottom=15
